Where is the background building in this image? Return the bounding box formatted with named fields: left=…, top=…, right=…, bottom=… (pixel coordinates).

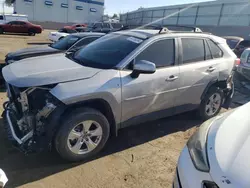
left=14, top=0, right=104, bottom=24
left=120, top=0, right=250, bottom=38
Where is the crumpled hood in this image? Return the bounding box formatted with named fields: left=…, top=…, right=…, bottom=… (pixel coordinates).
left=6, top=46, right=61, bottom=61
left=208, top=102, right=250, bottom=188
left=3, top=54, right=102, bottom=87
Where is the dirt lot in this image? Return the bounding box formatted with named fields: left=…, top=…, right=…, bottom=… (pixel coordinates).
left=0, top=31, right=247, bottom=188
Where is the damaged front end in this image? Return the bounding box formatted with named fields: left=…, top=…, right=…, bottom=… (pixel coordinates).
left=2, top=83, right=61, bottom=153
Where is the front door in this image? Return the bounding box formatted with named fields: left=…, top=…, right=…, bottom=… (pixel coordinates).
left=175, top=38, right=221, bottom=112
left=120, top=38, right=179, bottom=126
left=18, top=21, right=28, bottom=33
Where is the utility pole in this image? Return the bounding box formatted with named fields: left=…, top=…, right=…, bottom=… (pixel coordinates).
left=2, top=2, right=5, bottom=15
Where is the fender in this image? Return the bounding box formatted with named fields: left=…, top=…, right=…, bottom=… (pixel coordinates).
left=200, top=79, right=218, bottom=101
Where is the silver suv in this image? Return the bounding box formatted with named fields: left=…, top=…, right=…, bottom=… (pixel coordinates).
left=2, top=27, right=236, bottom=161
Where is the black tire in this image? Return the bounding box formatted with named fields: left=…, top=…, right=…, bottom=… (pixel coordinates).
left=28, top=30, right=36, bottom=36
left=199, top=86, right=224, bottom=121
left=0, top=28, right=3, bottom=34
left=55, top=108, right=110, bottom=162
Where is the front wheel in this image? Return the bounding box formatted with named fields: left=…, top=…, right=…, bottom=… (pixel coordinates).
left=55, top=108, right=110, bottom=162
left=199, top=86, right=223, bottom=120
left=0, top=28, right=4, bottom=34
left=28, top=30, right=36, bottom=36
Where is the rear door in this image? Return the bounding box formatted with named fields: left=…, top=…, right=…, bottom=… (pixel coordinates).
left=175, top=37, right=221, bottom=112
left=120, top=38, right=180, bottom=126
left=102, top=23, right=111, bottom=33
left=4, top=21, right=17, bottom=32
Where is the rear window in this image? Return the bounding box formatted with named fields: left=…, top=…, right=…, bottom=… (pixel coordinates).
left=207, top=40, right=223, bottom=58
left=226, top=39, right=239, bottom=49
left=73, top=34, right=144, bottom=69
left=51, top=35, right=80, bottom=50
left=239, top=40, right=250, bottom=47
left=182, top=38, right=205, bottom=64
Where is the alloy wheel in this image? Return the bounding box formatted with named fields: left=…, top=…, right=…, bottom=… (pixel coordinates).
left=67, top=120, right=103, bottom=155
left=205, top=93, right=222, bottom=116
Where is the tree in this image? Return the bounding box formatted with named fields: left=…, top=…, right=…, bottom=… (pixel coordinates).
left=112, top=13, right=118, bottom=19
left=5, top=0, right=15, bottom=6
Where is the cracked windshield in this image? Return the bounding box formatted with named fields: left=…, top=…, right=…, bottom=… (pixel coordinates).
left=0, top=0, right=249, bottom=187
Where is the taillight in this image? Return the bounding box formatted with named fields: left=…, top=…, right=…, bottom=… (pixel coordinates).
left=235, top=58, right=241, bottom=66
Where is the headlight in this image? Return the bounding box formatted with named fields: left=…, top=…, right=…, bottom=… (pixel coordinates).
left=187, top=117, right=215, bottom=172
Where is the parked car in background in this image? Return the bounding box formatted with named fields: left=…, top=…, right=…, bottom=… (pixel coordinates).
left=86, top=22, right=123, bottom=33
left=0, top=32, right=104, bottom=85
left=224, top=36, right=250, bottom=57
left=64, top=24, right=87, bottom=32
left=236, top=48, right=250, bottom=80
left=174, top=102, right=250, bottom=188
left=0, top=21, right=42, bottom=36
left=0, top=14, right=28, bottom=24
left=2, top=27, right=235, bottom=162
left=48, top=28, right=77, bottom=42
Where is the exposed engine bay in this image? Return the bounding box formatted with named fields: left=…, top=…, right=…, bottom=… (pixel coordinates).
left=3, top=84, right=58, bottom=153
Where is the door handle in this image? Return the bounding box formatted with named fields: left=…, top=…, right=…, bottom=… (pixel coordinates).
left=166, top=75, right=178, bottom=81
left=206, top=66, right=216, bottom=72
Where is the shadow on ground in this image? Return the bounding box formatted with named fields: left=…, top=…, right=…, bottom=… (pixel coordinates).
left=0, top=111, right=200, bottom=188
left=27, top=42, right=52, bottom=45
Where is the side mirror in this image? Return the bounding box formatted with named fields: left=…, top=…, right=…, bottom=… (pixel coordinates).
left=131, top=60, right=156, bottom=78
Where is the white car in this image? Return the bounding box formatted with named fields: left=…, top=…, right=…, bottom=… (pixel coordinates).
left=48, top=28, right=77, bottom=42
left=0, top=169, right=7, bottom=187
left=174, top=102, right=250, bottom=188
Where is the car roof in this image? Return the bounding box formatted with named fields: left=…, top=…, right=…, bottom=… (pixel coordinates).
left=71, top=32, right=105, bottom=37
left=114, top=29, right=225, bottom=43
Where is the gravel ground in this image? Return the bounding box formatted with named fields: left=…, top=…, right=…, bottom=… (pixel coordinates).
left=0, top=31, right=249, bottom=188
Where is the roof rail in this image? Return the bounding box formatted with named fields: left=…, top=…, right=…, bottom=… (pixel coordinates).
left=141, top=24, right=203, bottom=35
left=159, top=27, right=170, bottom=34
left=163, top=25, right=203, bottom=33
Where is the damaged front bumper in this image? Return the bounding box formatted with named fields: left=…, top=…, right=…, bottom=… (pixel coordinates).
left=2, top=84, right=61, bottom=154
left=2, top=104, right=34, bottom=153
left=222, top=74, right=235, bottom=109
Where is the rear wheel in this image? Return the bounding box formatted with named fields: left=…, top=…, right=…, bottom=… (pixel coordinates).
left=199, top=86, right=223, bottom=120
left=0, top=28, right=4, bottom=34
left=55, top=108, right=110, bottom=162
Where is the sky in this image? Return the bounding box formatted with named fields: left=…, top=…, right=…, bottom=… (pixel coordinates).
left=0, top=0, right=13, bottom=13
left=0, top=0, right=211, bottom=15
left=104, top=0, right=211, bottom=15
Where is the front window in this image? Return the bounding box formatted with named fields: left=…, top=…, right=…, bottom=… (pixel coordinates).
left=50, top=35, right=80, bottom=50
left=73, top=34, right=144, bottom=69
